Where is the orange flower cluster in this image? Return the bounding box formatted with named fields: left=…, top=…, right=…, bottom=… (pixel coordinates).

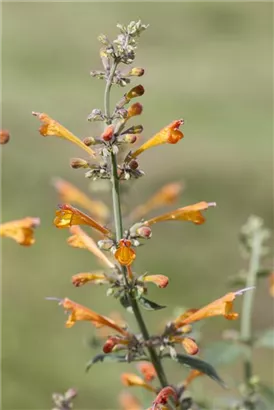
left=0, top=217, right=40, bottom=246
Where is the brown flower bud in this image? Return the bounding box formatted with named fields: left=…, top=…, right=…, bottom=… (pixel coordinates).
left=126, top=85, right=145, bottom=100
left=122, top=134, right=137, bottom=144
left=122, top=125, right=143, bottom=135
left=128, top=67, right=145, bottom=77
left=83, top=136, right=96, bottom=146
left=127, top=103, right=143, bottom=118
left=128, top=159, right=139, bottom=170
left=70, top=158, right=89, bottom=169
left=0, top=129, right=10, bottom=144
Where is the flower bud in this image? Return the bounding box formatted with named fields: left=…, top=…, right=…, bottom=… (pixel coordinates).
left=97, top=34, right=110, bottom=45
left=87, top=109, right=104, bottom=122
left=127, top=102, right=143, bottom=118
left=126, top=85, right=145, bottom=100
left=136, top=225, right=152, bottom=239
left=97, top=239, right=115, bottom=251
left=0, top=129, right=10, bottom=144
left=128, top=159, right=139, bottom=169
left=118, top=134, right=137, bottom=144
left=128, top=67, right=145, bottom=77
left=101, top=125, right=115, bottom=142
left=70, top=158, right=89, bottom=169
left=64, top=388, right=78, bottom=400
left=122, top=125, right=143, bottom=135
left=83, top=136, right=96, bottom=146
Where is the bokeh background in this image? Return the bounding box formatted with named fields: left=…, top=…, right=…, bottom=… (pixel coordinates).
left=2, top=2, right=273, bottom=409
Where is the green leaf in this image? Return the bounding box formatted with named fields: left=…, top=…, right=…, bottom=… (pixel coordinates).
left=255, top=328, right=274, bottom=349
left=203, top=341, right=249, bottom=367
left=162, top=353, right=226, bottom=388
left=86, top=354, right=148, bottom=372
left=119, top=294, right=133, bottom=313
left=138, top=296, right=166, bottom=311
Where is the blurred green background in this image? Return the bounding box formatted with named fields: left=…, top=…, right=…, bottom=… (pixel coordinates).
left=2, top=2, right=273, bottom=409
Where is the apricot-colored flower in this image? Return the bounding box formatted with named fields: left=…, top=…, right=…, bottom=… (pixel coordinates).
left=54, top=204, right=110, bottom=235
left=142, top=275, right=169, bottom=288
left=32, top=112, right=96, bottom=157
left=0, top=217, right=40, bottom=246
left=72, top=271, right=109, bottom=287
left=137, top=362, right=157, bottom=382
left=170, top=336, right=199, bottom=355
left=183, top=369, right=203, bottom=387
left=103, top=335, right=130, bottom=353
left=173, top=287, right=254, bottom=329
left=130, top=182, right=183, bottom=221
left=67, top=226, right=115, bottom=269
left=51, top=297, right=129, bottom=335
left=145, top=201, right=216, bottom=226
left=118, top=392, right=142, bottom=410
left=53, top=178, right=109, bottom=222
left=121, top=373, right=156, bottom=392
left=130, top=120, right=184, bottom=159
left=151, top=386, right=178, bottom=410
left=115, top=239, right=136, bottom=266
left=127, top=103, right=143, bottom=119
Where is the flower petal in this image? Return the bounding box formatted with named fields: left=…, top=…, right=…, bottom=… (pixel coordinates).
left=32, top=112, right=96, bottom=157
left=115, top=239, right=136, bottom=266
left=143, top=275, right=169, bottom=288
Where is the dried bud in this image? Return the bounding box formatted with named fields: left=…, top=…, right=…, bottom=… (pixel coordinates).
left=127, top=67, right=145, bottom=77
left=122, top=125, right=143, bottom=135
left=127, top=102, right=143, bottom=118
left=70, top=158, right=89, bottom=169
left=101, top=125, right=114, bottom=142
left=117, top=134, right=137, bottom=144
left=87, top=109, right=104, bottom=122
left=83, top=136, right=96, bottom=146
left=0, top=129, right=10, bottom=144
left=136, top=225, right=152, bottom=239
left=129, top=159, right=139, bottom=169
left=126, top=85, right=145, bottom=101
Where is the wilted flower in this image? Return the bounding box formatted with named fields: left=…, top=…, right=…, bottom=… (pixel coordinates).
left=121, top=373, right=156, bottom=392
left=0, top=129, right=10, bottom=144
left=151, top=386, right=178, bottom=410
left=142, top=274, right=169, bottom=288
left=71, top=271, right=109, bottom=287
left=115, top=239, right=136, bottom=266
left=118, top=391, right=142, bottom=410
left=32, top=112, right=96, bottom=157
left=0, top=217, right=40, bottom=246
left=53, top=178, right=109, bottom=222
left=49, top=297, right=129, bottom=335
left=145, top=201, right=216, bottom=226
left=173, top=287, right=254, bottom=329
left=67, top=226, right=115, bottom=269
left=130, top=119, right=184, bottom=159
left=54, top=204, right=110, bottom=235
left=127, top=102, right=143, bottom=119
left=137, top=362, right=157, bottom=382
left=130, top=182, right=183, bottom=221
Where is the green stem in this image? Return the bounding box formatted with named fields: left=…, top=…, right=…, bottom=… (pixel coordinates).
left=240, top=230, right=263, bottom=382
left=104, top=61, right=169, bottom=390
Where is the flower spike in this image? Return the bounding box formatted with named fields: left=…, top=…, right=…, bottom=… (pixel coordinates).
left=130, top=119, right=184, bottom=159
left=145, top=201, right=216, bottom=226
left=173, top=287, right=254, bottom=329
left=0, top=217, right=40, bottom=246
left=67, top=226, right=115, bottom=269
left=53, top=178, right=109, bottom=222
left=54, top=204, right=110, bottom=235
left=32, top=112, right=96, bottom=157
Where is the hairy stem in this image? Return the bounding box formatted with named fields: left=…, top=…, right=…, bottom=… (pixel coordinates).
left=104, top=61, right=169, bottom=389
left=240, top=230, right=263, bottom=383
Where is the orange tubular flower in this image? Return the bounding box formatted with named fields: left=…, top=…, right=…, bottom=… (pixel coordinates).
left=54, top=204, right=110, bottom=235
left=130, top=182, right=183, bottom=221
left=67, top=226, right=115, bottom=269
left=137, top=362, right=157, bottom=382
left=115, top=239, right=136, bottom=266
left=130, top=119, right=184, bottom=159
left=170, top=336, right=199, bottom=355
left=72, top=271, right=109, bottom=287
left=173, top=287, right=254, bottom=329
left=0, top=217, right=40, bottom=246
left=151, top=386, right=178, bottom=410
left=103, top=335, right=130, bottom=353
left=52, top=297, right=129, bottom=335
left=118, top=392, right=142, bottom=410
left=53, top=178, right=109, bottom=222
left=183, top=369, right=203, bottom=388
left=121, top=373, right=157, bottom=393
left=32, top=112, right=96, bottom=157
left=143, top=275, right=169, bottom=288
left=145, top=201, right=216, bottom=226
